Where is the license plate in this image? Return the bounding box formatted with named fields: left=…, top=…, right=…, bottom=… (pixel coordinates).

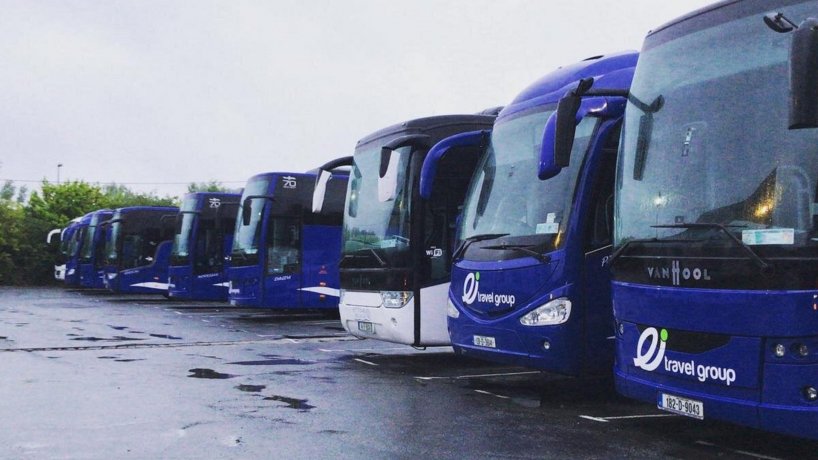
left=658, top=393, right=704, bottom=419
left=357, top=321, right=375, bottom=334
left=473, top=335, right=496, bottom=348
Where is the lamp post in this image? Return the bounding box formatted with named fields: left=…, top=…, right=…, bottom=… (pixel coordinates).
left=57, top=163, right=63, bottom=184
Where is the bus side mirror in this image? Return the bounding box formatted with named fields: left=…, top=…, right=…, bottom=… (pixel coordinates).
left=378, top=147, right=400, bottom=202
left=46, top=228, right=62, bottom=244
left=242, top=199, right=252, bottom=226
left=538, top=112, right=562, bottom=180
left=312, top=170, right=331, bottom=213
left=790, top=18, right=818, bottom=129
left=539, top=98, right=584, bottom=180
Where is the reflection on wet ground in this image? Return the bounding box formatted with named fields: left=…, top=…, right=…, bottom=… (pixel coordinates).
left=149, top=334, right=182, bottom=340
left=263, top=395, right=315, bottom=411
left=70, top=336, right=146, bottom=342
left=235, top=384, right=266, bottom=393
left=227, top=358, right=312, bottom=366
left=188, top=368, right=235, bottom=379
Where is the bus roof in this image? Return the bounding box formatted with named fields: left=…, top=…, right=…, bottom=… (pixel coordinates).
left=355, top=114, right=496, bottom=149
left=501, top=51, right=638, bottom=120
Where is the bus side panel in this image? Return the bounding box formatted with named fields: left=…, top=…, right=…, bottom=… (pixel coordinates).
left=299, top=225, right=341, bottom=309
left=262, top=272, right=300, bottom=308
left=116, top=241, right=172, bottom=294
left=227, top=265, right=263, bottom=306
left=418, top=282, right=451, bottom=345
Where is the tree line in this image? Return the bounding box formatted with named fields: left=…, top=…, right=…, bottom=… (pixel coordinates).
left=0, top=180, right=229, bottom=286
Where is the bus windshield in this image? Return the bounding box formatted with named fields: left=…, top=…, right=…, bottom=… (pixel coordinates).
left=58, top=227, right=75, bottom=263
left=79, top=215, right=102, bottom=263
left=231, top=177, right=270, bottom=266
left=460, top=108, right=597, bottom=254
left=616, top=1, right=818, bottom=255
left=171, top=197, right=198, bottom=266
left=104, top=215, right=122, bottom=266
left=341, top=145, right=413, bottom=269
left=68, top=226, right=86, bottom=258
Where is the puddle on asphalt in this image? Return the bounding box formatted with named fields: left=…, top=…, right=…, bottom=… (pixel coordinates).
left=114, top=358, right=145, bottom=362
left=188, top=368, right=235, bottom=379
left=0, top=336, right=8, bottom=340
left=108, top=325, right=128, bottom=331
left=97, top=356, right=119, bottom=359
left=149, top=334, right=183, bottom=340
left=264, top=395, right=315, bottom=411
left=235, top=384, right=266, bottom=393
left=70, top=336, right=147, bottom=342
left=228, top=358, right=312, bottom=366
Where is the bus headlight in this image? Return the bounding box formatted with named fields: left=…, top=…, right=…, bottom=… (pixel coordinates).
left=382, top=291, right=412, bottom=309
left=447, top=298, right=460, bottom=319
left=519, top=298, right=571, bottom=326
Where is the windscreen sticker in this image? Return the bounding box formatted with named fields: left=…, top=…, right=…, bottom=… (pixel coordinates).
left=741, top=228, right=794, bottom=245
left=536, top=223, right=559, bottom=234
left=536, top=213, right=559, bottom=234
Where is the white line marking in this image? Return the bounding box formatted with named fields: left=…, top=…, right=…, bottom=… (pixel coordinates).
left=579, top=414, right=676, bottom=423
left=603, top=414, right=677, bottom=420
left=579, top=415, right=609, bottom=423
left=318, top=346, right=409, bottom=353
left=415, top=371, right=540, bottom=381
left=473, top=389, right=510, bottom=399
left=354, top=358, right=378, bottom=366
left=694, top=441, right=783, bottom=460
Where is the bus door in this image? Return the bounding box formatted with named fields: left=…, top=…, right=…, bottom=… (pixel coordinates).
left=264, top=216, right=302, bottom=307
left=580, top=124, right=620, bottom=373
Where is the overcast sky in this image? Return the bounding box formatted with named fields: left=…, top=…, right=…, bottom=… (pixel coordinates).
left=0, top=0, right=716, bottom=197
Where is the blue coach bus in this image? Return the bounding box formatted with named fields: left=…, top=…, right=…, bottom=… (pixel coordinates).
left=78, top=209, right=113, bottom=289
left=339, top=114, right=496, bottom=346
left=168, top=192, right=241, bottom=301
left=446, top=52, right=636, bottom=374
left=602, top=0, right=818, bottom=440
left=48, top=217, right=81, bottom=282
left=227, top=158, right=350, bottom=308
left=102, top=206, right=179, bottom=294
left=63, top=214, right=91, bottom=287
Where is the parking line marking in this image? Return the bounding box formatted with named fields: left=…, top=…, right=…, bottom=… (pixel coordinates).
left=474, top=389, right=511, bottom=399
left=579, top=414, right=676, bottom=423
left=415, top=371, right=540, bottom=381
left=318, top=347, right=409, bottom=353
left=694, top=441, right=783, bottom=460
left=579, top=415, right=609, bottom=423
left=354, top=358, right=378, bottom=366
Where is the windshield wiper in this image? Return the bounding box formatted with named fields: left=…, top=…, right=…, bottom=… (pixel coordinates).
left=341, top=249, right=387, bottom=267
left=368, top=249, right=387, bottom=267
left=651, top=223, right=771, bottom=271
left=481, top=243, right=551, bottom=263
left=453, top=233, right=509, bottom=261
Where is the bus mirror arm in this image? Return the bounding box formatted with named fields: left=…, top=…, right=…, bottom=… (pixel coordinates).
left=540, top=77, right=630, bottom=180
left=788, top=17, right=818, bottom=129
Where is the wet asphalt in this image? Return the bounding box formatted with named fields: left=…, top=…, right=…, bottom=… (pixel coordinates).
left=1, top=287, right=816, bottom=459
